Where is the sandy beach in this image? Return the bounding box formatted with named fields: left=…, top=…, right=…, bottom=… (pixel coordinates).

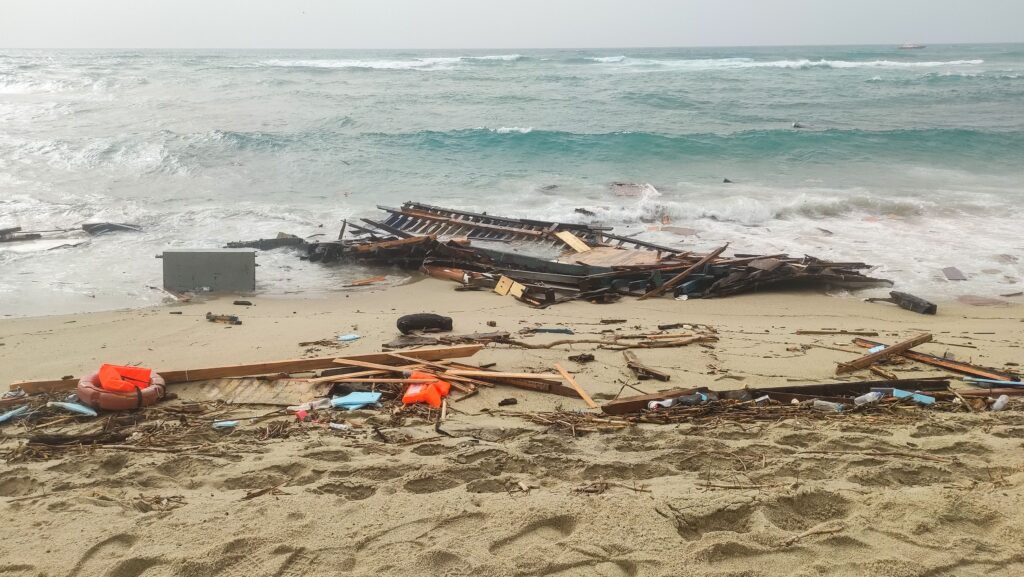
left=2, top=282, right=1023, bottom=577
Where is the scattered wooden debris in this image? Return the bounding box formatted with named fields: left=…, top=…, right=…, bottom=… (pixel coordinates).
left=836, top=333, right=932, bottom=374
left=853, top=338, right=1019, bottom=381
left=623, top=351, right=671, bottom=381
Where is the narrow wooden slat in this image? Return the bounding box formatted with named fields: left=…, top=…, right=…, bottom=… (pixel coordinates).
left=554, top=363, right=598, bottom=409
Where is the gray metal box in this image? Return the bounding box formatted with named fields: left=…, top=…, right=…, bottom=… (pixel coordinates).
left=162, top=249, right=256, bottom=293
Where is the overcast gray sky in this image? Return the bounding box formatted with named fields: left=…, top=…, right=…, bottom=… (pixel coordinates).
left=2, top=0, right=1021, bottom=49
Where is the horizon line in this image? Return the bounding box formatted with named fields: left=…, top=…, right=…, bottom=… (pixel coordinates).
left=1, top=41, right=1021, bottom=51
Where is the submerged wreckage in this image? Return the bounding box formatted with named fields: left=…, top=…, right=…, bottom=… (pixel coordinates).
left=233, top=201, right=891, bottom=306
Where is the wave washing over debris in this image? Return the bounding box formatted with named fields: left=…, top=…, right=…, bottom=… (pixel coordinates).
left=1, top=44, right=1022, bottom=315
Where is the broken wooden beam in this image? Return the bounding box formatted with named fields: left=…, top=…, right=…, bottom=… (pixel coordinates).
left=638, top=244, right=728, bottom=300
left=622, top=351, right=671, bottom=381
left=602, top=387, right=701, bottom=415
left=836, top=333, right=932, bottom=374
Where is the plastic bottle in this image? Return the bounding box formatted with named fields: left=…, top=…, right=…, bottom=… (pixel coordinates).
left=812, top=399, right=844, bottom=413
left=854, top=391, right=884, bottom=406
left=991, top=395, right=1010, bottom=412
left=675, top=393, right=708, bottom=406
left=647, top=398, right=676, bottom=410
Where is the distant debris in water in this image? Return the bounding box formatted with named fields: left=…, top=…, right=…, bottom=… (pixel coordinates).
left=792, top=121, right=807, bottom=129
left=226, top=233, right=303, bottom=250
left=610, top=182, right=658, bottom=198
left=898, top=43, right=926, bottom=50
left=942, top=266, right=967, bottom=281
left=574, top=207, right=597, bottom=217
left=540, top=184, right=559, bottom=191
left=722, top=178, right=733, bottom=183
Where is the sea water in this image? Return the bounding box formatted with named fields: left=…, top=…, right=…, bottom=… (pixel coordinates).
left=1, top=45, right=1022, bottom=316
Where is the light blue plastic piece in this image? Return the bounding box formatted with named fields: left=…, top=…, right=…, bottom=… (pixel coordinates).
left=868, top=345, right=886, bottom=354
left=890, top=388, right=935, bottom=406
left=46, top=401, right=98, bottom=417
left=336, top=333, right=361, bottom=342
left=962, top=377, right=1019, bottom=385
left=0, top=405, right=30, bottom=424
left=213, top=420, right=239, bottom=429
left=331, top=391, right=382, bottom=410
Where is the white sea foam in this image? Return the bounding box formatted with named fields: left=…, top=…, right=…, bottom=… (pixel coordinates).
left=591, top=57, right=986, bottom=70
left=260, top=54, right=522, bottom=71
left=490, top=126, right=533, bottom=134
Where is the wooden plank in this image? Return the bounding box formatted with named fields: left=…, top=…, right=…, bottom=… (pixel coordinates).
left=352, top=235, right=433, bottom=253
left=638, top=244, right=729, bottom=300
left=602, top=387, right=701, bottom=415
left=554, top=363, right=598, bottom=409
left=569, top=247, right=662, bottom=268
left=795, top=330, right=879, bottom=336
left=836, top=333, right=932, bottom=374
left=332, top=358, right=423, bottom=372
left=344, top=275, right=387, bottom=287
left=10, top=378, right=79, bottom=395
left=172, top=378, right=332, bottom=406
left=553, top=230, right=592, bottom=253
left=330, top=378, right=438, bottom=384
left=10, top=345, right=484, bottom=393
left=622, top=351, right=671, bottom=381
left=852, top=338, right=1018, bottom=381
left=443, top=370, right=563, bottom=380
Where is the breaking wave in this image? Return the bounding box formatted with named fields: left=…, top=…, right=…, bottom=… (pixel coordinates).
left=260, top=54, right=524, bottom=71
left=586, top=57, right=986, bottom=70
left=381, top=127, right=1024, bottom=166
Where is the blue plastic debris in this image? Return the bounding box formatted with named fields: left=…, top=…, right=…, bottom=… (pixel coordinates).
left=873, top=387, right=935, bottom=406
left=964, top=377, right=1024, bottom=388
left=0, top=405, right=30, bottom=424
left=337, top=333, right=361, bottom=342
left=46, top=401, right=98, bottom=417
left=868, top=345, right=886, bottom=354
left=331, top=391, right=382, bottom=410
left=212, top=420, right=239, bottom=429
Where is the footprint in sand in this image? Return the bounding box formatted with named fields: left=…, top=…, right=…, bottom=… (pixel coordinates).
left=67, top=533, right=144, bottom=577
left=489, top=514, right=578, bottom=554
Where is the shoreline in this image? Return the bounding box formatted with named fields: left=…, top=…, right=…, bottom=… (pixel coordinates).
left=2, top=278, right=1020, bottom=391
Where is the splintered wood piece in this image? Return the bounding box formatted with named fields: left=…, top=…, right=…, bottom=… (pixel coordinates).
left=493, top=276, right=515, bottom=296
left=639, top=244, right=729, bottom=300
left=554, top=363, right=598, bottom=409
left=553, top=230, right=592, bottom=253
left=836, top=333, right=932, bottom=374
left=344, top=275, right=387, bottom=287
left=622, top=351, right=671, bottom=381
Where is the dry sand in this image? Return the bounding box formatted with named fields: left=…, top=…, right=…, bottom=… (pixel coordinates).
left=2, top=281, right=1024, bottom=577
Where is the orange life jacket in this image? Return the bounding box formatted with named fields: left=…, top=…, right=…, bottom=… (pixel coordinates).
left=98, top=364, right=153, bottom=393
left=401, top=371, right=451, bottom=408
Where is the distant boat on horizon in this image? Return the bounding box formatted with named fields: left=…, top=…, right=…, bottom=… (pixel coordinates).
left=898, top=43, right=927, bottom=50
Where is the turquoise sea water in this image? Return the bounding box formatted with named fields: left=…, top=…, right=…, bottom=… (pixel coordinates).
left=1, top=45, right=1022, bottom=315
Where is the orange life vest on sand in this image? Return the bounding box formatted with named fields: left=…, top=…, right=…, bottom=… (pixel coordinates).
left=98, top=364, right=153, bottom=393
left=401, top=371, right=451, bottom=408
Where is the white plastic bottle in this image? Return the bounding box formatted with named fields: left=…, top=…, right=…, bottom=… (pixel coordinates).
left=991, top=395, right=1009, bottom=412
left=854, top=391, right=884, bottom=406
